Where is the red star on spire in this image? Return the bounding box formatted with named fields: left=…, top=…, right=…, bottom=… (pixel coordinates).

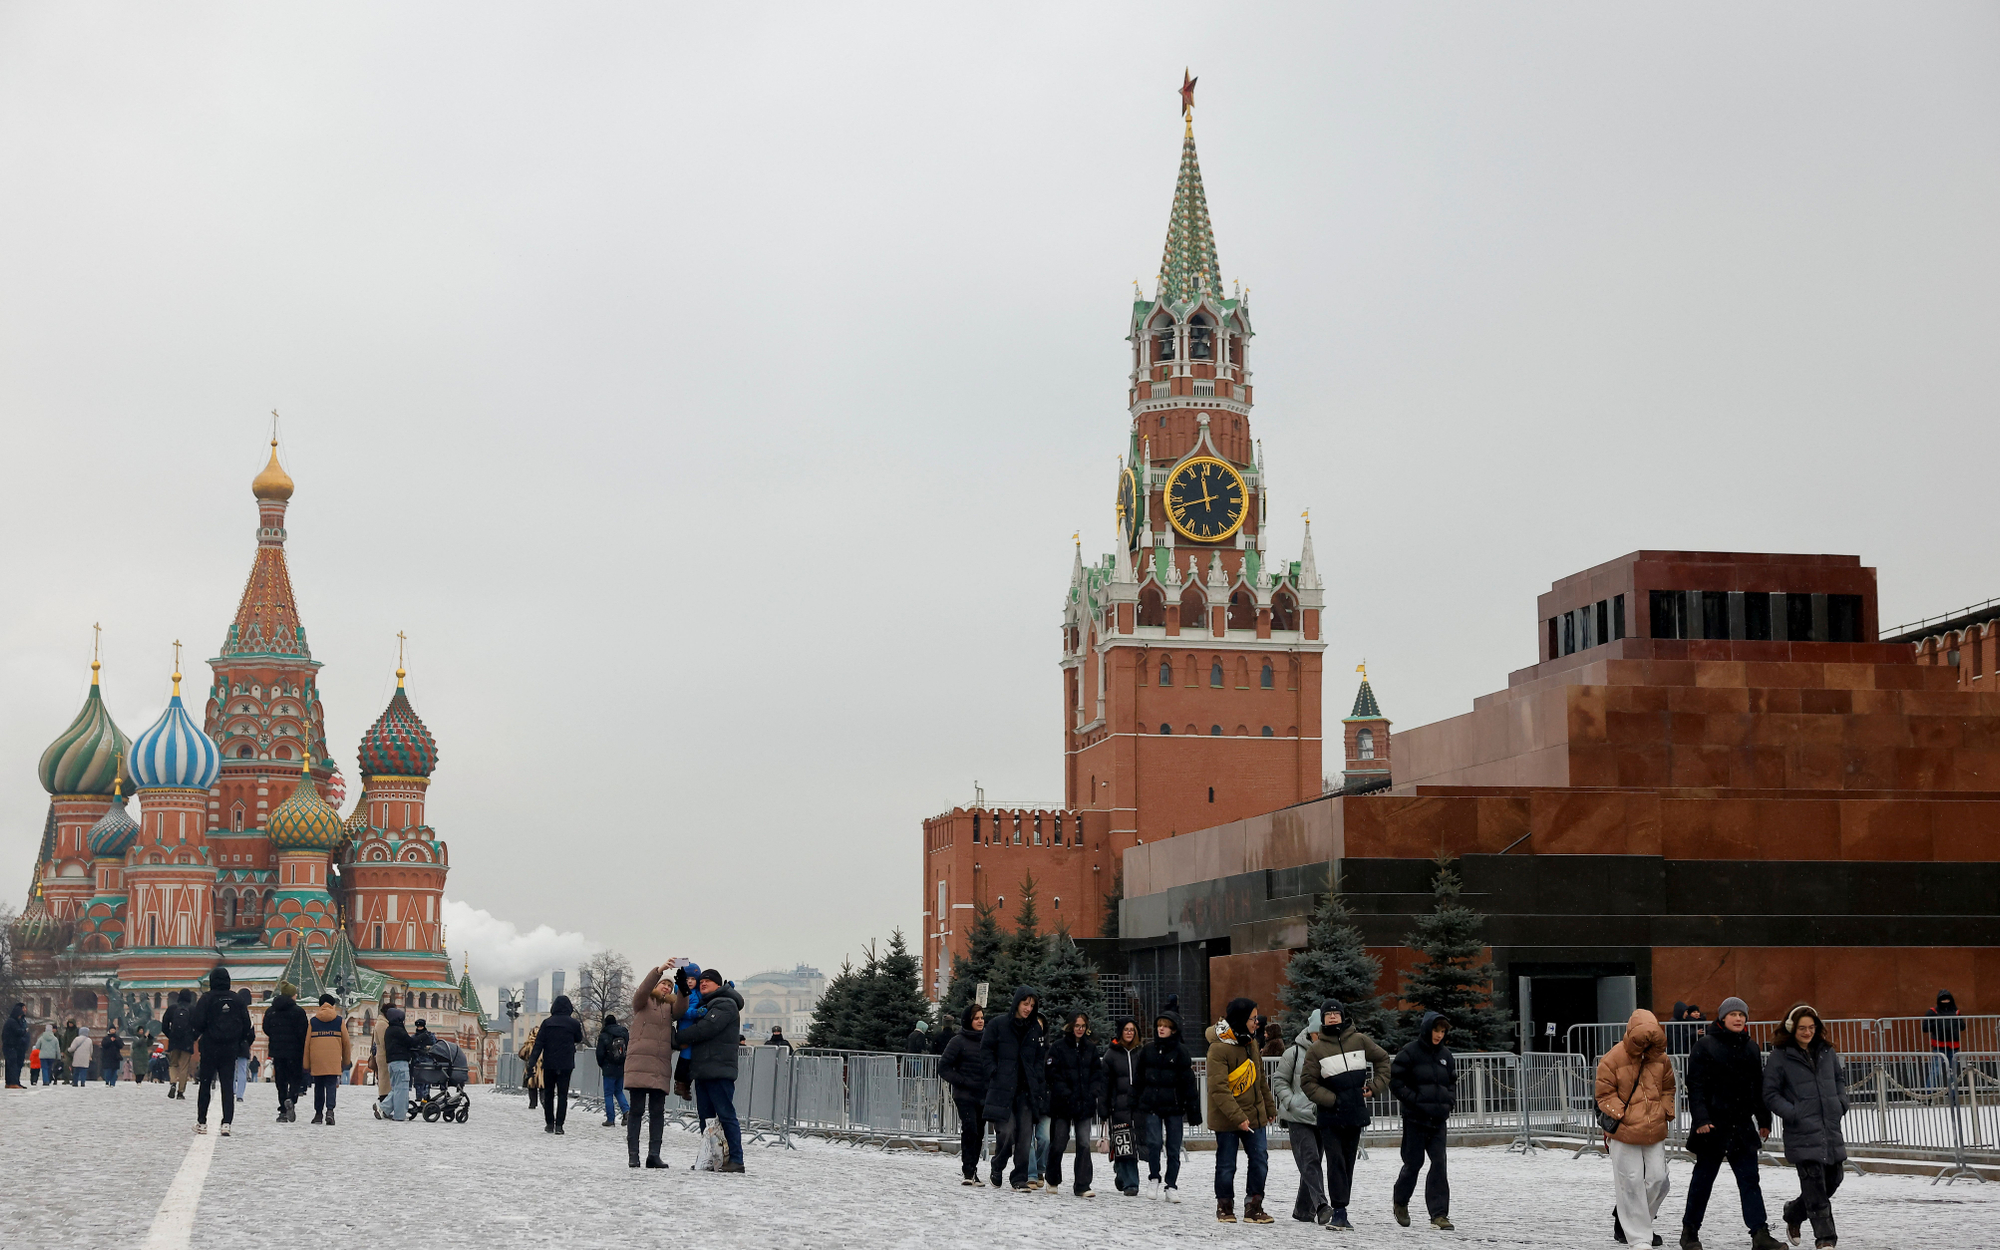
left=1180, top=68, right=1197, bottom=118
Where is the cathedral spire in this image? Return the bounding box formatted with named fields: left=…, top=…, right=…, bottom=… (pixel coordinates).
left=221, top=434, right=312, bottom=660
left=1157, top=72, right=1224, bottom=308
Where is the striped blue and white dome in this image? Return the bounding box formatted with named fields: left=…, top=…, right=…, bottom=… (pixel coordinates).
left=129, top=689, right=220, bottom=792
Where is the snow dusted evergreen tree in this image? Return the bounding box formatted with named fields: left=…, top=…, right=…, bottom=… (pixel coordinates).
left=1038, top=923, right=1109, bottom=1036
left=1278, top=890, right=1391, bottom=1041
left=807, top=956, right=864, bottom=1050
left=857, top=929, right=933, bottom=1050
left=988, top=875, right=1053, bottom=1001
left=1397, top=853, right=1515, bottom=1052
left=940, top=900, right=1003, bottom=1026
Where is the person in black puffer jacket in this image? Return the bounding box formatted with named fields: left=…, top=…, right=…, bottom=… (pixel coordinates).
left=938, top=1004, right=988, bottom=1184
left=1134, top=1006, right=1201, bottom=1198
left=527, top=995, right=586, bottom=1134
left=188, top=967, right=253, bottom=1133
left=979, top=986, right=1047, bottom=1190
left=1684, top=997, right=1783, bottom=1250
left=380, top=1006, right=416, bottom=1122
left=1045, top=1012, right=1104, bottom=1196
left=674, top=969, right=747, bottom=1170
left=3, top=1003, right=28, bottom=1089
left=1764, top=1004, right=1848, bottom=1249
left=1388, top=1010, right=1455, bottom=1229
left=261, top=982, right=309, bottom=1123
left=597, top=1013, right=631, bottom=1129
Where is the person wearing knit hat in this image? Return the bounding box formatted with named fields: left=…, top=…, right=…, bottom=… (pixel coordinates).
left=1299, top=999, right=1392, bottom=1231
left=1206, top=997, right=1278, bottom=1224
left=1683, top=996, right=1782, bottom=1249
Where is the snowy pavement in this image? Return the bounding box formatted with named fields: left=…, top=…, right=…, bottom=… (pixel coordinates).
left=2, top=1082, right=1994, bottom=1248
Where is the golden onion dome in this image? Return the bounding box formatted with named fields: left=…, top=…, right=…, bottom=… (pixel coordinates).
left=252, top=439, right=294, bottom=501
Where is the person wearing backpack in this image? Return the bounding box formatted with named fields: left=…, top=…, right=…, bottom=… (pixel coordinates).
left=597, top=1012, right=631, bottom=1128
left=1299, top=1000, right=1392, bottom=1232
left=1596, top=1008, right=1675, bottom=1247
left=189, top=967, right=253, bottom=1134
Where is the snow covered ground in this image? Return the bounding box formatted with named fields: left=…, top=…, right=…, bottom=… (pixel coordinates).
left=2, top=1082, right=1994, bottom=1248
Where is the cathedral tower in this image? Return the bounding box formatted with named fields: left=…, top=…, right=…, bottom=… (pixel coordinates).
left=344, top=663, right=450, bottom=979
left=124, top=659, right=222, bottom=958
left=35, top=656, right=129, bottom=925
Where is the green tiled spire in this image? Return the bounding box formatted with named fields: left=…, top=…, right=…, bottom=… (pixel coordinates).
left=1347, top=677, right=1383, bottom=721
left=1157, top=121, right=1225, bottom=307
left=457, top=958, right=486, bottom=1020
left=278, top=938, right=324, bottom=1000
left=320, top=929, right=359, bottom=1000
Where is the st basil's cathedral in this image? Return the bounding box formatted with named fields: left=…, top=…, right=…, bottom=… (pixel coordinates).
left=9, top=441, right=504, bottom=1081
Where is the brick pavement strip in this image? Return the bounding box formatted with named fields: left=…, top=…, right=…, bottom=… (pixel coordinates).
left=3, top=1083, right=1995, bottom=1247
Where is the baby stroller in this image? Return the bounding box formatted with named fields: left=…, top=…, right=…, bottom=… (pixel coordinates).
left=409, top=1037, right=471, bottom=1124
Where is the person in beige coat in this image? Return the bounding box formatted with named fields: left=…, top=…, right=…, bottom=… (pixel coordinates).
left=1596, top=1008, right=1676, bottom=1247
left=624, top=963, right=687, bottom=1169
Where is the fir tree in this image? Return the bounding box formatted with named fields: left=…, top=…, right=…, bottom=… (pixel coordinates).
left=807, top=956, right=862, bottom=1050
left=1278, top=891, right=1392, bottom=1041
left=940, top=900, right=1004, bottom=1026
left=1397, top=853, right=1515, bottom=1052
left=988, top=875, right=1053, bottom=1001
left=1038, top=923, right=1109, bottom=1037
left=857, top=929, right=934, bottom=1050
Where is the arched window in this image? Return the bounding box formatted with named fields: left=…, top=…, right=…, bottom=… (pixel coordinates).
left=1180, top=585, right=1207, bottom=630
left=1262, top=726, right=1273, bottom=737
left=1160, top=723, right=1172, bottom=734
left=1358, top=729, right=1375, bottom=760
left=1207, top=786, right=1215, bottom=802
left=1271, top=591, right=1298, bottom=632
left=1152, top=316, right=1176, bottom=362
left=1210, top=661, right=1224, bottom=688
left=1189, top=313, right=1213, bottom=360
left=236, top=744, right=254, bottom=759
left=223, top=894, right=236, bottom=928
left=971, top=815, right=981, bottom=844
left=1260, top=662, right=1273, bottom=689
left=1227, top=590, right=1256, bottom=630
left=1158, top=657, right=1173, bottom=686
left=1210, top=725, right=1222, bottom=736
left=275, top=744, right=293, bottom=760
left=1138, top=584, right=1167, bottom=629
left=1052, top=897, right=1061, bottom=910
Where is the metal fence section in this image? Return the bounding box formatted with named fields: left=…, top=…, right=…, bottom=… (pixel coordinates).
left=1566, top=1018, right=1879, bottom=1063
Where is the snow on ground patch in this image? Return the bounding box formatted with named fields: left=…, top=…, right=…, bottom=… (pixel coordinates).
left=1, top=1083, right=1992, bottom=1248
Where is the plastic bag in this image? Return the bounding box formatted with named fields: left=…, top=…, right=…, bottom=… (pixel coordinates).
left=695, top=1119, right=727, bottom=1171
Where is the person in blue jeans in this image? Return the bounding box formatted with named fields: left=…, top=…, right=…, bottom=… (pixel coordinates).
left=675, top=968, right=747, bottom=1170
left=597, top=1012, right=631, bottom=1127
left=1683, top=997, right=1785, bottom=1249
left=1205, top=997, right=1277, bottom=1223
left=382, top=1007, right=414, bottom=1122
left=1135, top=1005, right=1202, bottom=1201
left=1100, top=1019, right=1143, bottom=1195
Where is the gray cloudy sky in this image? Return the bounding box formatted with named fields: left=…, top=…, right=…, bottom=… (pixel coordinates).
left=4, top=4, right=1997, bottom=1003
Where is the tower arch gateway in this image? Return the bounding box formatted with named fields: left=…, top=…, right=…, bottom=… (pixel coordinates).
left=922, top=79, right=1327, bottom=999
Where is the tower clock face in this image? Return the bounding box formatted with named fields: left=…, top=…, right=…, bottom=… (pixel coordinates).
left=1165, top=456, right=1248, bottom=543
left=1118, top=468, right=1139, bottom=540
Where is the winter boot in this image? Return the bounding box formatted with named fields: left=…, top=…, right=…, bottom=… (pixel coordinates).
left=1216, top=1197, right=1236, bottom=1223
left=645, top=1156, right=667, bottom=1168
left=277, top=1103, right=288, bottom=1123
left=1785, top=1217, right=1802, bottom=1246
left=1680, top=1227, right=1702, bottom=1250
left=1616, top=1208, right=1629, bottom=1245
left=324, top=1109, right=334, bottom=1126
left=1243, top=1196, right=1274, bottom=1224
left=311, top=1109, right=324, bottom=1124
left=1750, top=1228, right=1786, bottom=1250
left=718, top=1160, right=744, bottom=1173
left=1814, top=1241, right=1835, bottom=1249
left=1393, top=1203, right=1411, bottom=1227
left=1431, top=1214, right=1455, bottom=1230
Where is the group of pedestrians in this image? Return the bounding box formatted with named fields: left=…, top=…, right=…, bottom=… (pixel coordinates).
left=932, top=987, right=1460, bottom=1233
left=1596, top=1000, right=1852, bottom=1250
left=3, top=1005, right=132, bottom=1088
left=516, top=961, right=748, bottom=1173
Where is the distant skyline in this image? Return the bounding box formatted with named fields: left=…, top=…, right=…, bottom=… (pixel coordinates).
left=4, top=4, right=1997, bottom=981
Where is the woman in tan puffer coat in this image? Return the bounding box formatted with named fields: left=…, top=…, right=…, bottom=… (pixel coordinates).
left=1596, top=1009, right=1675, bottom=1246
left=624, top=963, right=688, bottom=1169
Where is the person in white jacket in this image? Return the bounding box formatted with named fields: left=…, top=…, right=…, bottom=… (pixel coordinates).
left=68, top=1027, right=94, bottom=1088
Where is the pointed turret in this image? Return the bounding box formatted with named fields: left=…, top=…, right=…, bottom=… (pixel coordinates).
left=1299, top=517, right=1320, bottom=591
left=457, top=954, right=487, bottom=1021
left=1157, top=99, right=1225, bottom=307
left=220, top=441, right=312, bottom=660
left=321, top=927, right=359, bottom=1001
left=278, top=936, right=326, bottom=1000
left=1340, top=664, right=1391, bottom=793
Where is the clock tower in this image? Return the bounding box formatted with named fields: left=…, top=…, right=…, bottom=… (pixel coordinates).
left=1064, top=79, right=1326, bottom=847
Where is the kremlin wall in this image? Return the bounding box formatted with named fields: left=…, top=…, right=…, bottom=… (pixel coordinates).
left=10, top=442, right=503, bottom=1081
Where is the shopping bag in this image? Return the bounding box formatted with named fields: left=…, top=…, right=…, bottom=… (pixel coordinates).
left=1108, top=1121, right=1136, bottom=1160
left=695, top=1119, right=727, bottom=1171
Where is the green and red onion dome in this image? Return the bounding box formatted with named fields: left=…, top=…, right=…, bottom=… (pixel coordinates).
left=357, top=669, right=437, bottom=778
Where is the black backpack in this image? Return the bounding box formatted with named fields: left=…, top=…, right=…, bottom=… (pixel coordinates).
left=605, top=1032, right=627, bottom=1064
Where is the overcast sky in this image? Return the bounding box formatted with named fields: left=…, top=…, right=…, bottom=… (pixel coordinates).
left=3, top=4, right=1997, bottom=1005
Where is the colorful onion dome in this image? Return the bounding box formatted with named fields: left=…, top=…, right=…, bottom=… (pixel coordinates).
left=357, top=669, right=438, bottom=778
left=342, top=796, right=369, bottom=839
left=252, top=439, right=294, bottom=501
left=38, top=662, right=131, bottom=795
left=86, top=791, right=139, bottom=858
left=10, top=889, right=71, bottom=952
left=129, top=669, right=221, bottom=792
left=267, top=768, right=345, bottom=851
left=323, top=763, right=347, bottom=810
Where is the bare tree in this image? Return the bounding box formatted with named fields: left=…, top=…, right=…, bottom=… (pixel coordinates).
left=0, top=901, right=22, bottom=1014
left=572, top=949, right=634, bottom=1040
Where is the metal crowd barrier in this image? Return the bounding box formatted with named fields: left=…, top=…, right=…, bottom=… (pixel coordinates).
left=1566, top=1016, right=1999, bottom=1066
